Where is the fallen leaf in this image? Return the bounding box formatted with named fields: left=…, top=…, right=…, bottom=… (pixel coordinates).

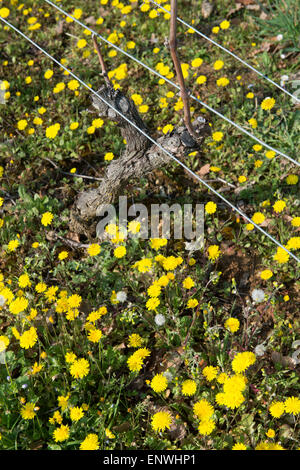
left=114, top=342, right=126, bottom=350
left=201, top=0, right=214, bottom=19
left=227, top=3, right=244, bottom=16
left=113, top=422, right=131, bottom=433
left=66, top=231, right=80, bottom=243
left=158, top=347, right=184, bottom=372
left=246, top=4, right=261, bottom=9
left=150, top=33, right=158, bottom=44
left=238, top=0, right=256, bottom=4
left=271, top=351, right=297, bottom=369
left=55, top=20, right=64, bottom=36
left=154, top=405, right=186, bottom=441
left=84, top=16, right=96, bottom=25
left=259, top=11, right=268, bottom=20
left=221, top=226, right=235, bottom=240
left=220, top=242, right=235, bottom=256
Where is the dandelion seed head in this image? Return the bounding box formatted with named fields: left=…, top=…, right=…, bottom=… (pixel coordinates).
left=116, top=291, right=127, bottom=302
left=254, top=343, right=266, bottom=357
left=251, top=288, right=265, bottom=303
left=155, top=314, right=165, bottom=326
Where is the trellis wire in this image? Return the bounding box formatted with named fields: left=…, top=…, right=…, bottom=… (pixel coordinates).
left=1, top=16, right=299, bottom=264
left=148, top=0, right=300, bottom=103
left=44, top=0, right=300, bottom=168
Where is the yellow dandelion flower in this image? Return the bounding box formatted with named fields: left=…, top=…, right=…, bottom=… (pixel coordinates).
left=269, top=401, right=285, bottom=418
left=273, top=200, right=286, bottom=213
left=87, top=244, right=101, bottom=256
left=216, top=77, right=229, bottom=87
left=273, top=247, right=289, bottom=264
left=80, top=433, right=99, bottom=450
left=198, top=419, right=216, bottom=436
left=261, top=97, right=275, bottom=111
left=53, top=425, right=70, bottom=442
left=20, top=403, right=36, bottom=420
left=41, top=211, right=53, bottom=226
left=232, top=443, right=247, bottom=450
left=44, top=69, right=53, bottom=79
left=77, top=39, right=87, bottom=49
left=220, top=20, right=230, bottom=29
left=196, top=75, right=207, bottom=85
left=45, top=124, right=60, bottom=139
left=193, top=399, right=214, bottom=420
left=0, top=7, right=10, bottom=18
left=205, top=201, right=217, bottom=214
left=208, top=245, right=220, bottom=262
left=150, top=374, right=168, bottom=393
left=224, top=317, right=240, bottom=333
left=232, top=351, right=256, bottom=373
left=70, top=358, right=90, bottom=379
left=213, top=60, right=224, bottom=71
left=151, top=411, right=172, bottom=432
left=114, top=246, right=126, bottom=258
left=260, top=269, right=273, bottom=280
left=70, top=406, right=84, bottom=422
left=181, top=379, right=197, bottom=396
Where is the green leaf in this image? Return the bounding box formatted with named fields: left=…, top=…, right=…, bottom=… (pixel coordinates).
left=17, top=185, right=32, bottom=204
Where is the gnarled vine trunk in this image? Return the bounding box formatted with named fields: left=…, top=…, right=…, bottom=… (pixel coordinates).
left=70, top=84, right=211, bottom=237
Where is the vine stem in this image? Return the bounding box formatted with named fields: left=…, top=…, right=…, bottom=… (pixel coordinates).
left=92, top=34, right=112, bottom=87
left=169, top=0, right=198, bottom=141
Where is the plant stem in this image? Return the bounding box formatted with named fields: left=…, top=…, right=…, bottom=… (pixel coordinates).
left=169, top=0, right=198, bottom=141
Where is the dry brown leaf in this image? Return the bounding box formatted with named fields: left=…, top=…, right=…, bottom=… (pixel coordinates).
left=84, top=16, right=96, bottom=25
left=66, top=231, right=81, bottom=243
left=260, top=218, right=271, bottom=228
left=238, top=0, right=256, bottom=5
left=112, top=422, right=131, bottom=433
left=246, top=4, right=261, bottom=9
left=227, top=3, right=244, bottom=16
left=221, top=226, right=235, bottom=240
left=220, top=242, right=236, bottom=256
left=150, top=33, right=158, bottom=45
left=197, top=163, right=210, bottom=176
left=114, top=342, right=126, bottom=350
left=157, top=346, right=184, bottom=372
left=0, top=320, right=11, bottom=331
left=55, top=20, right=64, bottom=36
left=259, top=11, right=268, bottom=20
